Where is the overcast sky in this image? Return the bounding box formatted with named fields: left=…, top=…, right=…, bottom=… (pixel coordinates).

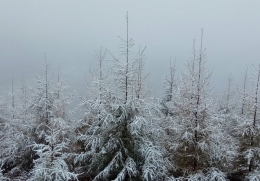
left=1, top=1, right=260, bottom=98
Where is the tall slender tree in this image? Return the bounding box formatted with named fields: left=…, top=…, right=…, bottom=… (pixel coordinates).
left=238, top=64, right=260, bottom=180
left=164, top=58, right=177, bottom=102
left=164, top=30, right=235, bottom=180
left=27, top=56, right=77, bottom=181
left=75, top=13, right=170, bottom=181
left=242, top=67, right=248, bottom=116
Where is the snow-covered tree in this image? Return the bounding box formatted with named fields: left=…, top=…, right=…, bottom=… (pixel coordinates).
left=217, top=74, right=240, bottom=139
left=75, top=14, right=170, bottom=180
left=28, top=56, right=72, bottom=140
left=0, top=78, right=35, bottom=179
left=18, top=55, right=77, bottom=181
left=218, top=74, right=237, bottom=116
left=29, top=58, right=54, bottom=126
left=161, top=59, right=179, bottom=117
left=28, top=117, right=78, bottom=181
left=73, top=47, right=115, bottom=178
left=52, top=70, right=73, bottom=121
left=235, top=64, right=260, bottom=179
left=164, top=59, right=177, bottom=103
left=109, top=12, right=151, bottom=104
left=164, top=31, right=236, bottom=179
left=168, top=31, right=213, bottom=172
left=133, top=46, right=150, bottom=100
left=76, top=97, right=171, bottom=181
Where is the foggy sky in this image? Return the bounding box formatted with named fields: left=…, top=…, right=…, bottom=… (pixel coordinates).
left=1, top=1, right=260, bottom=98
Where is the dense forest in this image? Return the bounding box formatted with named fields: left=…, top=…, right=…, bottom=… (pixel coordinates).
left=1, top=17, right=260, bottom=181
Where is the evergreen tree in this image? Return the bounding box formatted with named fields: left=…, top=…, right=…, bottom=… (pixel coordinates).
left=236, top=64, right=260, bottom=180
left=164, top=30, right=235, bottom=180
left=75, top=14, right=170, bottom=180
left=0, top=78, right=34, bottom=179
left=27, top=57, right=77, bottom=181
left=28, top=117, right=78, bottom=181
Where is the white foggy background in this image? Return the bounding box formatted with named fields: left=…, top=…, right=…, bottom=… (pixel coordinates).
left=1, top=1, right=260, bottom=98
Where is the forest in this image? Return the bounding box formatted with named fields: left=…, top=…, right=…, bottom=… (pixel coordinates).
left=1, top=17, right=260, bottom=181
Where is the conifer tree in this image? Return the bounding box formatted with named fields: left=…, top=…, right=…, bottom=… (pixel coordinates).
left=27, top=56, right=77, bottom=181
left=0, top=77, right=34, bottom=179
left=165, top=30, right=235, bottom=180
left=75, top=14, right=170, bottom=181
left=28, top=117, right=78, bottom=181
left=236, top=64, right=260, bottom=180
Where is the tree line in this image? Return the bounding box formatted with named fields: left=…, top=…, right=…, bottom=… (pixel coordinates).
left=1, top=16, right=260, bottom=181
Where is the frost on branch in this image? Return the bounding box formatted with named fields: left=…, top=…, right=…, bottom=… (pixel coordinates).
left=75, top=96, right=170, bottom=180
left=28, top=118, right=77, bottom=181
left=246, top=171, right=260, bottom=181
